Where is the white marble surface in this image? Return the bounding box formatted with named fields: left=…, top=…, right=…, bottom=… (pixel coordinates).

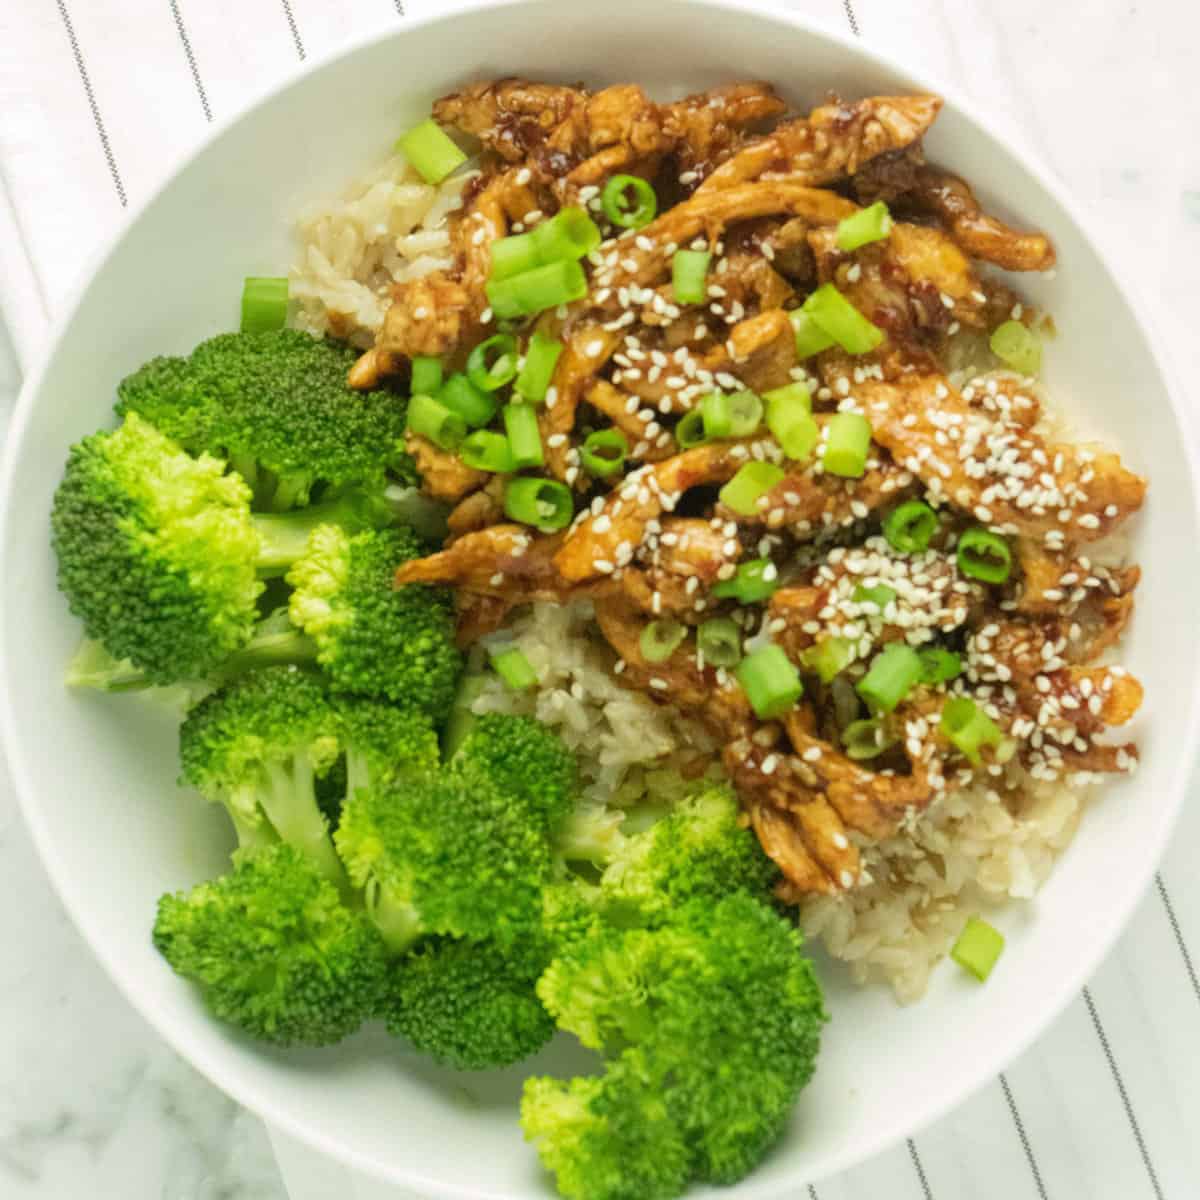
left=2, top=1, right=1200, bottom=1198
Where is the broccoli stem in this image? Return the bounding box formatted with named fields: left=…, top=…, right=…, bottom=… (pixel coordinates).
left=227, top=805, right=279, bottom=854
left=367, top=884, right=423, bottom=955
left=442, top=672, right=490, bottom=759
left=66, top=638, right=155, bottom=691
left=555, top=807, right=629, bottom=867
left=251, top=485, right=393, bottom=574
left=256, top=758, right=347, bottom=891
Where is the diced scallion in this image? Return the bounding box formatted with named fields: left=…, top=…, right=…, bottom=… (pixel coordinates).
left=410, top=356, right=444, bottom=396
left=919, top=647, right=963, bottom=684
left=530, top=206, right=603, bottom=263
left=727, top=390, right=764, bottom=437
left=460, top=430, right=515, bottom=473
left=672, top=249, right=712, bottom=305
left=701, top=392, right=733, bottom=439
left=486, top=259, right=589, bottom=319
left=718, top=462, right=785, bottom=517
left=675, top=409, right=708, bottom=449
left=407, top=393, right=466, bottom=451
left=789, top=309, right=837, bottom=359
left=580, top=429, right=628, bottom=477
left=516, top=331, right=564, bottom=403
left=735, top=645, right=803, bottom=719
left=712, top=559, right=779, bottom=604
left=940, top=697, right=1013, bottom=764
left=602, top=175, right=657, bottom=229
left=951, top=916, right=1005, bottom=982
left=490, top=646, right=537, bottom=691
left=842, top=718, right=894, bottom=761
left=439, top=373, right=498, bottom=429
left=697, top=618, right=742, bottom=667
left=883, top=500, right=938, bottom=554
left=396, top=119, right=467, bottom=184
left=822, top=412, right=872, bottom=478
left=764, top=383, right=819, bottom=461
left=956, top=527, right=1012, bottom=584
left=801, top=636, right=855, bottom=684
left=836, top=201, right=894, bottom=252
left=503, top=403, right=545, bottom=470
left=640, top=620, right=687, bottom=664
left=240, top=277, right=289, bottom=333
left=802, top=283, right=884, bottom=355
left=467, top=334, right=519, bottom=392
left=504, top=477, right=573, bottom=531
left=857, top=643, right=923, bottom=713
left=853, top=583, right=897, bottom=611
left=990, top=320, right=1042, bottom=376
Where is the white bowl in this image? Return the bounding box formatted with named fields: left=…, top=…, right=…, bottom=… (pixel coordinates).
left=3, top=0, right=1198, bottom=1194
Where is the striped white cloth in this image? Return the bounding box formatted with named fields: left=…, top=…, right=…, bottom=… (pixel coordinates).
left=2, top=2, right=1198, bottom=1197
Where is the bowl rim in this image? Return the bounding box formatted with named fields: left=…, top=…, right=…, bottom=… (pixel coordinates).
left=3, top=0, right=1199, bottom=1192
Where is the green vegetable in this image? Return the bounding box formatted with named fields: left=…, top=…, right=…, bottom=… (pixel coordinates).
left=602, top=175, right=657, bottom=229
left=957, top=526, right=1013, bottom=584
left=951, top=915, right=1005, bottom=981
left=883, top=500, right=938, bottom=554
left=516, top=331, right=565, bottom=402
left=524, top=892, right=826, bottom=1198
left=531, top=207, right=603, bottom=264
left=467, top=333, right=519, bottom=392
left=764, top=383, right=819, bottom=460
left=640, top=619, right=687, bottom=663
left=487, top=260, right=589, bottom=319
left=460, top=429, right=515, bottom=473
left=384, top=936, right=554, bottom=1070
left=712, top=558, right=779, bottom=604
left=50, top=414, right=386, bottom=687
left=671, top=249, right=711, bottom=305
left=240, top=277, right=288, bottom=333
left=919, top=647, right=963, bottom=684
left=409, top=355, right=443, bottom=396
left=835, top=201, right=894, bottom=252
left=115, top=330, right=412, bottom=511
left=439, top=372, right=498, bottom=429
left=788, top=309, right=836, bottom=359
left=801, top=283, right=884, bottom=355
left=407, top=392, right=467, bottom=451
left=697, top=617, right=742, bottom=667
left=505, top=477, right=574, bottom=531
left=940, top=696, right=1013, bottom=764
left=801, top=636, right=855, bottom=684
left=735, top=645, right=803, bottom=718
left=581, top=429, right=628, bottom=477
left=856, top=643, right=923, bottom=713
left=853, top=583, right=897, bottom=611
left=990, top=320, right=1042, bottom=376
left=396, top=118, right=467, bottom=184
left=287, top=523, right=462, bottom=719
left=153, top=845, right=388, bottom=1046
left=823, top=411, right=872, bottom=478
left=503, top=402, right=545, bottom=469
left=842, top=718, right=894, bottom=760
left=490, top=645, right=538, bottom=690
left=718, top=462, right=785, bottom=517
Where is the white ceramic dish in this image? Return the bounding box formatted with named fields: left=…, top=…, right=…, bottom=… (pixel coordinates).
left=3, top=0, right=1198, bottom=1194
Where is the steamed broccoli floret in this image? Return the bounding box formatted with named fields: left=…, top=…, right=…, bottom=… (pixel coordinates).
left=334, top=763, right=553, bottom=954
left=384, top=937, right=554, bottom=1070
left=179, top=666, right=345, bottom=884
left=522, top=1052, right=691, bottom=1200
left=116, top=330, right=412, bottom=509
left=600, top=784, right=780, bottom=915
left=333, top=694, right=441, bottom=792
left=51, top=415, right=395, bottom=687
left=453, top=713, right=578, bottom=831
left=287, top=523, right=461, bottom=718
left=153, top=844, right=388, bottom=1047
left=524, top=893, right=827, bottom=1199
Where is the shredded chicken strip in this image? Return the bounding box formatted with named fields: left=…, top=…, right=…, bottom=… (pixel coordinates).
left=540, top=325, right=622, bottom=480
left=585, top=379, right=675, bottom=462
left=909, top=166, right=1057, bottom=272
left=857, top=374, right=1147, bottom=541
left=404, top=433, right=487, bottom=503
left=698, top=94, right=942, bottom=192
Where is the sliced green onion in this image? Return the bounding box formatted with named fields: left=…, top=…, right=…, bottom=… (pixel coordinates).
left=728, top=390, right=764, bottom=437
left=467, top=334, right=519, bottom=392
left=957, top=527, right=1013, bottom=584
left=505, top=477, right=573, bottom=531
left=675, top=409, right=708, bottom=449
left=764, top=383, right=819, bottom=461
left=602, top=174, right=657, bottom=229
left=789, top=309, right=837, bottom=359
left=460, top=430, right=515, bottom=473
left=672, top=249, right=711, bottom=304
left=919, top=647, right=964, bottom=684
left=531, top=206, right=602, bottom=263
left=396, top=119, right=467, bottom=184
left=489, top=232, right=541, bottom=281
left=410, top=355, right=443, bottom=396
left=490, top=646, right=537, bottom=691
left=503, top=403, right=545, bottom=470
left=883, top=500, right=938, bottom=554
left=803, top=283, right=885, bottom=355
left=940, top=696, right=1012, bottom=764
left=857, top=643, right=923, bottom=713
left=701, top=392, right=733, bottom=439
left=842, top=718, right=895, bottom=761
left=990, top=320, right=1042, bottom=376
left=486, top=259, right=589, bottom=319
left=697, top=617, right=742, bottom=667
left=640, top=619, right=687, bottom=664
left=241, top=277, right=288, bottom=333
left=801, top=636, right=855, bottom=684
left=440, top=373, right=498, bottom=428
left=853, top=583, right=897, bottom=611
left=951, top=916, right=1005, bottom=982
left=823, top=412, right=872, bottom=478
left=516, top=331, right=564, bottom=403
left=581, top=428, right=628, bottom=477
left=735, top=645, right=803, bottom=719
left=836, top=201, right=894, bottom=252
left=712, top=559, right=779, bottom=604
left=718, top=462, right=786, bottom=517
left=407, top=393, right=466, bottom=451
